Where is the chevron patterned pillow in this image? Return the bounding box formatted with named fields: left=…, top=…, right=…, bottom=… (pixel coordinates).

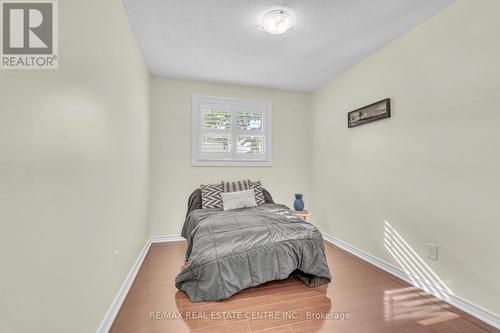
left=200, top=183, right=223, bottom=209
left=249, top=180, right=265, bottom=205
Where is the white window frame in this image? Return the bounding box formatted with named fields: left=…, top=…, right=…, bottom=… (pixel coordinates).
left=192, top=95, right=272, bottom=166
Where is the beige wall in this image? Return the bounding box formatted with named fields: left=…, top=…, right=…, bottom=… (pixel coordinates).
left=0, top=0, right=150, bottom=332
left=150, top=78, right=310, bottom=235
left=310, top=0, right=500, bottom=316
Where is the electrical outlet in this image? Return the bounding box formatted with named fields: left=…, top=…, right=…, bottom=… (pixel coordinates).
left=426, top=243, right=438, bottom=261
left=114, top=250, right=120, bottom=263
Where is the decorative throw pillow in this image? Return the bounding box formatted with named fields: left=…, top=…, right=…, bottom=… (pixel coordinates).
left=222, top=180, right=250, bottom=192
left=249, top=180, right=265, bottom=205
left=200, top=183, right=223, bottom=209
left=221, top=189, right=257, bottom=211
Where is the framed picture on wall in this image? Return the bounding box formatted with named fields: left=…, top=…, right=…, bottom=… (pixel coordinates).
left=348, top=98, right=391, bottom=128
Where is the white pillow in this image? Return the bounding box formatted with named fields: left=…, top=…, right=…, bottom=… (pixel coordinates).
left=221, top=189, right=257, bottom=211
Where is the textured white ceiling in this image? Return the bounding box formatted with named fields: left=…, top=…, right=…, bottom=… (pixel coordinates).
left=123, top=0, right=455, bottom=92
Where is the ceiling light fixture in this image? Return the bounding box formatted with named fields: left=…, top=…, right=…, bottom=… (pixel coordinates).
left=261, top=10, right=293, bottom=35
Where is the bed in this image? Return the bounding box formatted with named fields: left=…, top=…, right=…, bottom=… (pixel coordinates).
left=175, top=188, right=332, bottom=302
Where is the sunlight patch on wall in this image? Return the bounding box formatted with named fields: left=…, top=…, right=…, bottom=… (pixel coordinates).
left=383, top=221, right=453, bottom=301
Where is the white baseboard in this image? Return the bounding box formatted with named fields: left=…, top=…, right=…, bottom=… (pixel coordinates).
left=96, top=237, right=152, bottom=333
left=321, top=231, right=500, bottom=329
left=96, top=234, right=184, bottom=333
left=150, top=234, right=184, bottom=243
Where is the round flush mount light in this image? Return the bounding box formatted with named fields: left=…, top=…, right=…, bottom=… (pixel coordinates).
left=260, top=10, right=294, bottom=35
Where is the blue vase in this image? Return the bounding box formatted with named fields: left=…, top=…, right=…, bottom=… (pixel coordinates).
left=294, top=194, right=304, bottom=211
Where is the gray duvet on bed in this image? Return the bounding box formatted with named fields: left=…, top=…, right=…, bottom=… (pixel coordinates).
left=175, top=202, right=332, bottom=302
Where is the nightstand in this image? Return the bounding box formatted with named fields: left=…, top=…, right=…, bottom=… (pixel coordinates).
left=293, top=210, right=311, bottom=221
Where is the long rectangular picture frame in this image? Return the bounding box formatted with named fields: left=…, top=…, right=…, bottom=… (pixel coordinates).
left=348, top=98, right=391, bottom=128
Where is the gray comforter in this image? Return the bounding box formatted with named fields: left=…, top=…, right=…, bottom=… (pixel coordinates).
left=175, top=203, right=332, bottom=302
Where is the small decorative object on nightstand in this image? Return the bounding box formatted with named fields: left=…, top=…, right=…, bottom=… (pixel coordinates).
left=293, top=193, right=305, bottom=211
left=293, top=209, right=311, bottom=221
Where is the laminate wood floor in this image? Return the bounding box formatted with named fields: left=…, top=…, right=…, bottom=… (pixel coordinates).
left=110, top=241, right=498, bottom=333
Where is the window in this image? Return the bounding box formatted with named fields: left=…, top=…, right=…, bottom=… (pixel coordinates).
left=192, top=95, right=272, bottom=166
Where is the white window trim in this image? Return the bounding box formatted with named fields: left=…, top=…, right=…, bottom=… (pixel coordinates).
left=192, top=95, right=272, bottom=167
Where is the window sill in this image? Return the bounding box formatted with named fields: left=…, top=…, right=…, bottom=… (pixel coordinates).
left=192, top=160, right=272, bottom=167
